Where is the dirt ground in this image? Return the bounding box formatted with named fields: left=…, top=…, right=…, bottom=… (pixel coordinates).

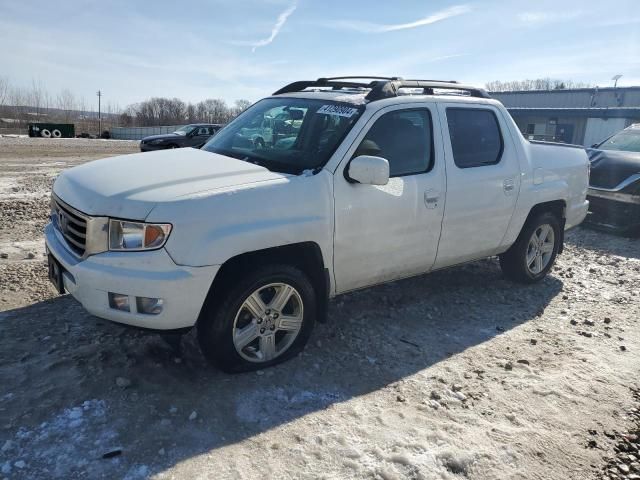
left=0, top=137, right=639, bottom=480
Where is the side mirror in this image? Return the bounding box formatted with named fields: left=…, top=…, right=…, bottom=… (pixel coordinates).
left=347, top=155, right=389, bottom=185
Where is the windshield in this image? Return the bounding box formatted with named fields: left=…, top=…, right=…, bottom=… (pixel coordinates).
left=173, top=125, right=195, bottom=136
left=597, top=128, right=640, bottom=153
left=201, top=98, right=364, bottom=174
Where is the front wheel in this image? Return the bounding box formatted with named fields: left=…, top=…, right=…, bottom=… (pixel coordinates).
left=197, top=265, right=316, bottom=372
left=499, top=212, right=561, bottom=284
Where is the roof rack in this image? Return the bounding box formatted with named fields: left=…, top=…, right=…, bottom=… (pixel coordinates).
left=272, top=76, right=491, bottom=101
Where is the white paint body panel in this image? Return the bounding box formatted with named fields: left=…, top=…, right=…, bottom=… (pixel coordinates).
left=333, top=102, right=445, bottom=292
left=432, top=102, right=521, bottom=269
left=47, top=92, right=589, bottom=329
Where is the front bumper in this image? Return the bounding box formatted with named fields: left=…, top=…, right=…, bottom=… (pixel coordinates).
left=586, top=188, right=640, bottom=234
left=45, top=222, right=219, bottom=330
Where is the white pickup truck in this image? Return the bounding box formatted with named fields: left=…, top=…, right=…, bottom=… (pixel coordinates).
left=45, top=77, right=589, bottom=372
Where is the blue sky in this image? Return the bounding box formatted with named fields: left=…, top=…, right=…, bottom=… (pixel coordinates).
left=1, top=0, right=639, bottom=107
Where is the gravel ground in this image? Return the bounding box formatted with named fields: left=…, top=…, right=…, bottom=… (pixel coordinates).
left=0, top=137, right=639, bottom=480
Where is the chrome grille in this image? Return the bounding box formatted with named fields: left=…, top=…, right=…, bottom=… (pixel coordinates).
left=51, top=197, right=89, bottom=256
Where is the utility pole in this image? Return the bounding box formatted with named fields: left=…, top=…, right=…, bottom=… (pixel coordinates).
left=97, top=90, right=102, bottom=134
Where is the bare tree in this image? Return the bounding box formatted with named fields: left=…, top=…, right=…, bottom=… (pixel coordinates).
left=196, top=98, right=229, bottom=123
left=186, top=103, right=197, bottom=123
left=133, top=97, right=188, bottom=126
left=0, top=76, right=9, bottom=109
left=231, top=99, right=252, bottom=118
left=56, top=89, right=76, bottom=122
left=8, top=86, right=26, bottom=123
left=486, top=78, right=594, bottom=92
left=29, top=78, right=45, bottom=119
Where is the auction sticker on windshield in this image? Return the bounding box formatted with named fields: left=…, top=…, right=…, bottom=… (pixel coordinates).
left=317, top=105, right=360, bottom=117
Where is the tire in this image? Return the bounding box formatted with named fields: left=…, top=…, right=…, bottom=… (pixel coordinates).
left=52, top=129, right=62, bottom=138
left=40, top=129, right=51, bottom=138
left=499, top=211, right=561, bottom=284
left=197, top=264, right=316, bottom=373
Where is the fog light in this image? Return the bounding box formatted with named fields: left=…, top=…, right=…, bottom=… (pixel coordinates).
left=136, top=297, right=163, bottom=315
left=109, top=293, right=130, bottom=312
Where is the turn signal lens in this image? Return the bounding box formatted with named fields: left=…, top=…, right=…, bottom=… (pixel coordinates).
left=144, top=225, right=168, bottom=249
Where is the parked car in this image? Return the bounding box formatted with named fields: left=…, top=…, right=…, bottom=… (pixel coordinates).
left=586, top=123, right=640, bottom=235
left=45, top=76, right=589, bottom=372
left=140, top=124, right=222, bottom=152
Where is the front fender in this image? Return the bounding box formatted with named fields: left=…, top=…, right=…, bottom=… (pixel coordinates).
left=147, top=170, right=335, bottom=272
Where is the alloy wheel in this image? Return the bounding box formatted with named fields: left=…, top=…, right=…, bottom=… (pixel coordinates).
left=232, top=282, right=304, bottom=363
left=526, top=224, right=555, bottom=274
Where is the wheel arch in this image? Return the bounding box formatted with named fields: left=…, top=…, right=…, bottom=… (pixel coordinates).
left=198, top=242, right=330, bottom=326
left=525, top=199, right=566, bottom=223
left=522, top=199, right=567, bottom=254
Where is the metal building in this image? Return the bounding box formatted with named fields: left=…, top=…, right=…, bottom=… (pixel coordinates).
left=491, top=87, right=640, bottom=146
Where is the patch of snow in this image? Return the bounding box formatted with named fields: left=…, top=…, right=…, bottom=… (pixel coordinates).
left=123, top=464, right=149, bottom=480
left=236, top=387, right=342, bottom=425
left=6, top=399, right=119, bottom=478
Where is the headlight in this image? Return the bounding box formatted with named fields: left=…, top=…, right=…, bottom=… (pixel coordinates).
left=109, top=220, right=172, bottom=251
left=149, top=139, right=165, bottom=145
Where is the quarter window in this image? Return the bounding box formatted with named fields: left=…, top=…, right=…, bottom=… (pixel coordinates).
left=446, top=108, right=503, bottom=168
left=354, top=109, right=434, bottom=177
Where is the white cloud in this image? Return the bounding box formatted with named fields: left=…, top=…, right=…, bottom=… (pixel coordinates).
left=328, top=5, right=471, bottom=33
left=242, top=1, right=297, bottom=52
left=517, top=11, right=582, bottom=24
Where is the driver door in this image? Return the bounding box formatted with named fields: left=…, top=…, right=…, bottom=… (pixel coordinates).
left=332, top=104, right=446, bottom=293
left=189, top=127, right=211, bottom=147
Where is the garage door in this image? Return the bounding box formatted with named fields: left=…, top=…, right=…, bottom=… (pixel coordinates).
left=583, top=118, right=627, bottom=147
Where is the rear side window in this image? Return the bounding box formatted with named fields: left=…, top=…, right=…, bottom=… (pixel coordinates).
left=446, top=108, right=503, bottom=168
left=354, top=109, right=433, bottom=177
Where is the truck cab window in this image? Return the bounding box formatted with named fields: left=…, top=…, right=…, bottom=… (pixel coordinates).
left=354, top=109, right=433, bottom=177
left=446, top=108, right=503, bottom=168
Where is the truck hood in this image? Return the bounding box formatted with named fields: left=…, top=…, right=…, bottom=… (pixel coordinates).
left=587, top=148, right=640, bottom=189
left=141, top=133, right=180, bottom=142
left=53, top=148, right=290, bottom=219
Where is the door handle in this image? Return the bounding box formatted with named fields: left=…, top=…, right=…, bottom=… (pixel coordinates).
left=503, top=178, right=515, bottom=194
left=424, top=190, right=440, bottom=209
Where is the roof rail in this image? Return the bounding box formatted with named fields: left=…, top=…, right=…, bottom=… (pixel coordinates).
left=272, top=77, right=491, bottom=101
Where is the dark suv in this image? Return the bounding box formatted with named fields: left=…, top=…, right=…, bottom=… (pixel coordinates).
left=140, top=124, right=223, bottom=152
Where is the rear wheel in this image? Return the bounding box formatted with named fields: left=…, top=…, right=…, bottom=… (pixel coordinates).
left=499, top=212, right=561, bottom=284
left=197, top=264, right=316, bottom=372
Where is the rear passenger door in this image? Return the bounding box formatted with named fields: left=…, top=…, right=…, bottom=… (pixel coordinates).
left=434, top=103, right=521, bottom=268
